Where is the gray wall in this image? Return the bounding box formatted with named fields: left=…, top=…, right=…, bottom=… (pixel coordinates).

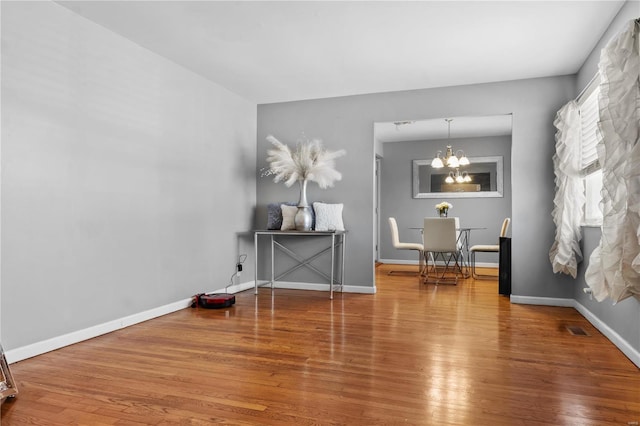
left=379, top=135, right=512, bottom=263
left=5, top=0, right=635, bottom=362
left=572, top=2, right=640, bottom=355
left=257, top=75, right=576, bottom=297
left=1, top=2, right=257, bottom=351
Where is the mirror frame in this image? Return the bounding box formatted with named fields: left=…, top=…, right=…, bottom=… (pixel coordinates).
left=412, top=155, right=504, bottom=199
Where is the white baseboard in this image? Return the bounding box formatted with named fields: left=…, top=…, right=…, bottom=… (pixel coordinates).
left=256, top=280, right=376, bottom=294
left=6, top=280, right=374, bottom=363
left=378, top=258, right=419, bottom=265
left=573, top=300, right=640, bottom=369
left=379, top=259, right=498, bottom=268
left=510, top=295, right=640, bottom=368
left=224, top=281, right=256, bottom=294
left=469, top=262, right=498, bottom=268
left=6, top=297, right=193, bottom=364
left=6, top=281, right=254, bottom=364
left=509, top=295, right=575, bottom=307
left=342, top=285, right=376, bottom=294
left=9, top=284, right=635, bottom=369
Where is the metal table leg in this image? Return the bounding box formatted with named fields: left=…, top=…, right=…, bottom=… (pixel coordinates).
left=0, top=343, right=18, bottom=402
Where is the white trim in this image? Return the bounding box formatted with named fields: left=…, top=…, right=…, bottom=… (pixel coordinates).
left=379, top=259, right=498, bottom=268
left=257, top=280, right=376, bottom=294
left=6, top=282, right=254, bottom=364
left=510, top=295, right=574, bottom=307
left=224, top=281, right=255, bottom=294
left=510, top=295, right=640, bottom=368
left=576, top=72, right=600, bottom=105
left=6, top=280, right=375, bottom=363
left=378, top=258, right=419, bottom=265
left=8, top=286, right=635, bottom=370
left=343, top=285, right=376, bottom=294
left=465, top=262, right=497, bottom=268
left=6, top=297, right=192, bottom=363
left=573, top=300, right=640, bottom=369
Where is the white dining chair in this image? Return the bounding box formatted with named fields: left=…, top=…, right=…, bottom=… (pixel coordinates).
left=422, top=217, right=463, bottom=285
left=388, top=217, right=425, bottom=276
left=469, top=217, right=511, bottom=279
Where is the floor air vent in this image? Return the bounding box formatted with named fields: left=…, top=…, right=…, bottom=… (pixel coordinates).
left=566, top=325, right=590, bottom=336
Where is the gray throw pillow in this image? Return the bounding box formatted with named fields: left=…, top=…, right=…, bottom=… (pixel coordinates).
left=267, top=202, right=296, bottom=230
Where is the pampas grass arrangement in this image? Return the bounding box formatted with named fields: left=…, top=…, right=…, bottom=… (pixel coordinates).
left=265, top=134, right=346, bottom=188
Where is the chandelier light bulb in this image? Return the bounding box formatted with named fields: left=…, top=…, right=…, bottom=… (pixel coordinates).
left=431, top=152, right=444, bottom=168
left=430, top=118, right=471, bottom=170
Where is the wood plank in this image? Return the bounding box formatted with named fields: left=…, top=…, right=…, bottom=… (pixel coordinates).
left=2, top=264, right=639, bottom=425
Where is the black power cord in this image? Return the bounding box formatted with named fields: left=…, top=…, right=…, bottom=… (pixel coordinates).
left=226, top=254, right=247, bottom=291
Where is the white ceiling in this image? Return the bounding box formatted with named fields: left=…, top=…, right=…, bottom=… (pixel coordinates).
left=56, top=0, right=625, bottom=106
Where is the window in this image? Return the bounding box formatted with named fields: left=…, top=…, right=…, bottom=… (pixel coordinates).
left=577, top=78, right=603, bottom=226
left=584, top=169, right=603, bottom=226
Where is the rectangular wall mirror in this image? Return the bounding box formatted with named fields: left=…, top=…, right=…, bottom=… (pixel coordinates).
left=412, top=156, right=504, bottom=198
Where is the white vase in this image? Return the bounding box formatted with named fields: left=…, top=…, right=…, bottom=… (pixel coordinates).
left=295, top=179, right=313, bottom=231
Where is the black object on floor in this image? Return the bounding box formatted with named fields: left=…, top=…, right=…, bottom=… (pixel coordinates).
left=499, top=237, right=511, bottom=295
left=191, top=293, right=236, bottom=309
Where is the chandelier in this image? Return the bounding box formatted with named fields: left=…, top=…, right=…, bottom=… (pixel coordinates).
left=445, top=169, right=472, bottom=184
left=431, top=118, right=470, bottom=169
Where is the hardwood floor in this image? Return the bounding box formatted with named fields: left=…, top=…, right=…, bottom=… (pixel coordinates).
left=2, top=264, right=639, bottom=425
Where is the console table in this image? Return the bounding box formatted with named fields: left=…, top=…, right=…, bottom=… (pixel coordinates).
left=253, top=230, right=346, bottom=299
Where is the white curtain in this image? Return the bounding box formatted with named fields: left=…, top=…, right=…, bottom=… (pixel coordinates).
left=585, top=19, right=640, bottom=303
left=550, top=101, right=584, bottom=278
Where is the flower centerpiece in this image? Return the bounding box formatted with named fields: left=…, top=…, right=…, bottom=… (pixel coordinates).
left=435, top=201, right=452, bottom=217
left=265, top=134, right=346, bottom=230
